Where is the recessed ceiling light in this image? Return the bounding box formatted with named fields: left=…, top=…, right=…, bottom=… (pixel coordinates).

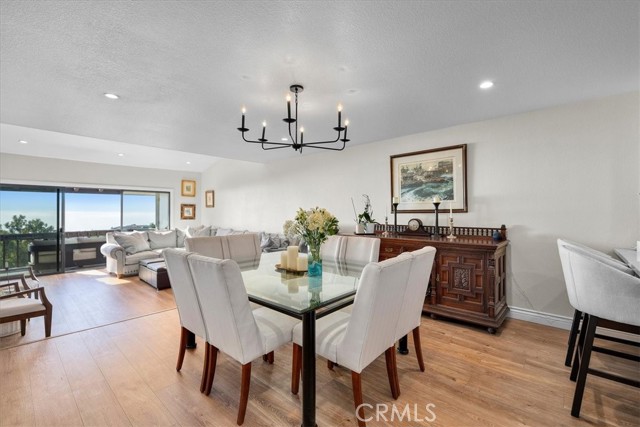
left=479, top=81, right=494, bottom=89
left=18, top=139, right=28, bottom=144
left=186, top=161, right=191, bottom=165
left=104, top=93, right=119, bottom=99
left=117, top=153, right=124, bottom=157
left=281, top=137, right=288, bottom=141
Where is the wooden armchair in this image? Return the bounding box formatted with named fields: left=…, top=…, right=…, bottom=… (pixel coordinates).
left=0, top=278, right=52, bottom=337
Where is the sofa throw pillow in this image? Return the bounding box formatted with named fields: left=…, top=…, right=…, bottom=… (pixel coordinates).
left=113, top=232, right=151, bottom=255
left=186, top=225, right=211, bottom=237
left=215, top=228, right=233, bottom=236
left=176, top=228, right=186, bottom=248
left=148, top=230, right=177, bottom=250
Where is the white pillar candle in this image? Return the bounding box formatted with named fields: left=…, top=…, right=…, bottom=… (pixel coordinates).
left=287, top=246, right=299, bottom=270
left=449, top=201, right=453, bottom=218
left=280, top=251, right=288, bottom=269
left=297, top=255, right=308, bottom=271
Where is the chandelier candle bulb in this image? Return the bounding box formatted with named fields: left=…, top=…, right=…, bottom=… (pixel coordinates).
left=337, top=104, right=343, bottom=127
left=286, top=94, right=292, bottom=120
left=300, top=127, right=304, bottom=144
left=287, top=246, right=299, bottom=270
left=344, top=119, right=349, bottom=139
left=280, top=251, right=288, bottom=269
left=241, top=107, right=246, bottom=128
left=261, top=121, right=266, bottom=140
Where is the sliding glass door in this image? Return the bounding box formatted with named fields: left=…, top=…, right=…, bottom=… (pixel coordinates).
left=1, top=184, right=171, bottom=274
left=0, top=185, right=62, bottom=274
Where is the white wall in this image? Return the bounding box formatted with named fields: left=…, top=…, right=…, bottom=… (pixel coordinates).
left=0, top=154, right=202, bottom=230
left=201, top=92, right=639, bottom=318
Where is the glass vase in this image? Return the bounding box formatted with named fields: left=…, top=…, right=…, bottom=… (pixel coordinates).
left=307, top=243, right=322, bottom=277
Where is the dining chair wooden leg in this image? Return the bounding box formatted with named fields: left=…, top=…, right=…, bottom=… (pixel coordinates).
left=20, top=319, right=26, bottom=336
left=44, top=310, right=52, bottom=337
left=412, top=326, right=425, bottom=372
left=205, top=345, right=218, bottom=396
left=391, top=346, right=400, bottom=398
left=351, top=371, right=366, bottom=427
left=237, top=362, right=252, bottom=425
left=384, top=347, right=399, bottom=399
left=200, top=343, right=210, bottom=393
left=327, top=360, right=335, bottom=370
left=291, top=343, right=302, bottom=395
left=266, top=351, right=274, bottom=364
left=176, top=327, right=188, bottom=371
left=570, top=313, right=589, bottom=381
left=572, top=314, right=598, bottom=418
left=565, top=309, right=582, bottom=367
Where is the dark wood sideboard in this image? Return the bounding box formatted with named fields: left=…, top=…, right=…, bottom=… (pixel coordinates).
left=374, top=224, right=509, bottom=333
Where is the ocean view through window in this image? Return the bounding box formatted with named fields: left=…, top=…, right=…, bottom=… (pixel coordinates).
left=0, top=184, right=171, bottom=272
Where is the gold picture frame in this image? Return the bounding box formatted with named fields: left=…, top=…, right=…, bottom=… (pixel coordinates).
left=180, top=204, right=196, bottom=220
left=181, top=179, right=196, bottom=197
left=390, top=144, right=468, bottom=213
left=205, top=190, right=215, bottom=208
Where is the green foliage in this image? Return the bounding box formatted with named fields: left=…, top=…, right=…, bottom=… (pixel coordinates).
left=356, top=194, right=375, bottom=224
left=0, top=215, right=56, bottom=269
left=286, top=207, right=339, bottom=256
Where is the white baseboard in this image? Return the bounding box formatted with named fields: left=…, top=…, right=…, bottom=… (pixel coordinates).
left=508, top=307, right=573, bottom=330
left=508, top=307, right=639, bottom=342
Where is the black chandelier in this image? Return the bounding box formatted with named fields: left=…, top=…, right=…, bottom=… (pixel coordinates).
left=237, top=84, right=349, bottom=152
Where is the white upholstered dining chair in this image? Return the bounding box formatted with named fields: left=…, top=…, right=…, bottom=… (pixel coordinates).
left=290, top=254, right=413, bottom=426
left=343, top=236, right=381, bottom=265
left=556, top=239, right=635, bottom=367
left=185, top=236, right=226, bottom=259
left=320, top=235, right=345, bottom=262
left=557, top=243, right=640, bottom=417
left=187, top=254, right=299, bottom=425
left=162, top=249, right=210, bottom=393
left=393, top=246, right=437, bottom=372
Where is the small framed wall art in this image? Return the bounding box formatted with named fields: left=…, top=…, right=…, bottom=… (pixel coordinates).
left=180, top=204, right=196, bottom=220
left=205, top=190, right=215, bottom=208
left=181, top=179, right=196, bottom=197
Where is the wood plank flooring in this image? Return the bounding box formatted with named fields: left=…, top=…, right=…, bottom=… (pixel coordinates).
left=0, top=268, right=176, bottom=349
left=1, top=308, right=638, bottom=426
left=1, top=268, right=637, bottom=425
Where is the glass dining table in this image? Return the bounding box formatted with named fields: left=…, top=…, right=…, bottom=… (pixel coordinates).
left=238, top=251, right=364, bottom=427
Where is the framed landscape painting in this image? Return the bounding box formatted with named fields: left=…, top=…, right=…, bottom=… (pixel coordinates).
left=181, top=179, right=196, bottom=197
left=180, top=204, right=196, bottom=220
left=390, top=144, right=467, bottom=213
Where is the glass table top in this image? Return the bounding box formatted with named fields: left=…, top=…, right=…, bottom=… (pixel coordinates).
left=238, top=251, right=365, bottom=316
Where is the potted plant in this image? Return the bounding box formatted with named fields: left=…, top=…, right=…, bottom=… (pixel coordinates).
left=353, top=194, right=376, bottom=234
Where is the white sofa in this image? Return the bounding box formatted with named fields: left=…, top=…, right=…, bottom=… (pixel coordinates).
left=100, top=225, right=296, bottom=278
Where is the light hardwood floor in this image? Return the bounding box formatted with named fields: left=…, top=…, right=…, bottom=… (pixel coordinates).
left=0, top=269, right=176, bottom=349
left=1, top=306, right=638, bottom=426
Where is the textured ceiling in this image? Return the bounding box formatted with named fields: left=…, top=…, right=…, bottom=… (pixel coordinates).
left=0, top=1, right=638, bottom=168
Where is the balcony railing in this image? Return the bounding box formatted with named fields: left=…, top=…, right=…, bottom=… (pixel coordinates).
left=0, top=230, right=111, bottom=273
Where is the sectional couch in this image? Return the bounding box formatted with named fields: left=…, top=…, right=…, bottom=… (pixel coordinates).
left=100, top=225, right=296, bottom=278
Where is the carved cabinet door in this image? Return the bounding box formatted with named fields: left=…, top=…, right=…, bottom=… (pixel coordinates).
left=435, top=249, right=488, bottom=314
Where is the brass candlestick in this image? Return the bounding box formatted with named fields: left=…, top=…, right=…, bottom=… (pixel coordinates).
left=446, top=216, right=457, bottom=239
